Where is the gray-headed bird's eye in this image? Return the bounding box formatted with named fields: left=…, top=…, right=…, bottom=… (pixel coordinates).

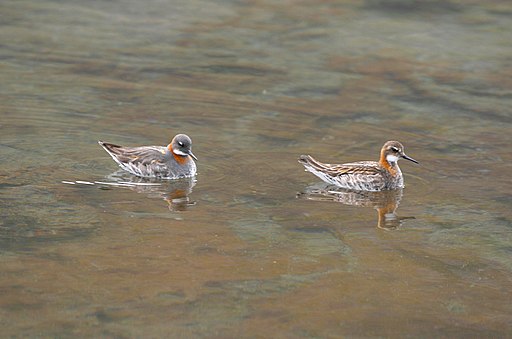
left=178, top=142, right=184, bottom=147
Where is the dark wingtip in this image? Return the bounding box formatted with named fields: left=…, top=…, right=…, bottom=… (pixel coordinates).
left=98, top=141, right=121, bottom=148
left=298, top=155, right=310, bottom=164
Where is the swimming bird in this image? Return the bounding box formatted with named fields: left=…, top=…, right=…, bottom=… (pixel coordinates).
left=98, top=134, right=197, bottom=179
left=299, top=141, right=418, bottom=191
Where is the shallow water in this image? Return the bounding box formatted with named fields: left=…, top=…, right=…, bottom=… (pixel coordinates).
left=1, top=0, right=512, bottom=337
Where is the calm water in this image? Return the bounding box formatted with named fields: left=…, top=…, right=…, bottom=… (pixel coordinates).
left=1, top=0, right=511, bottom=337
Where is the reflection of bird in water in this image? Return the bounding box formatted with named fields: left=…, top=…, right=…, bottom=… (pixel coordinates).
left=297, top=183, right=413, bottom=230
left=63, top=171, right=196, bottom=211
left=104, top=170, right=196, bottom=211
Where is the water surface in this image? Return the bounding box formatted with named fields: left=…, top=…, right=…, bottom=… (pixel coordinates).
left=1, top=0, right=511, bottom=337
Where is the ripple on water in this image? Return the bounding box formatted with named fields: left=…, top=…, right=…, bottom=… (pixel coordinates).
left=0, top=184, right=100, bottom=252
left=420, top=203, right=512, bottom=270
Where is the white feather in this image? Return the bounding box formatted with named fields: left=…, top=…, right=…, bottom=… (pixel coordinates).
left=173, top=149, right=188, bottom=156
left=386, top=154, right=399, bottom=163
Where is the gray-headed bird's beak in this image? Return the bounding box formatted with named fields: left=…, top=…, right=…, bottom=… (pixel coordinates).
left=189, top=151, right=198, bottom=161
